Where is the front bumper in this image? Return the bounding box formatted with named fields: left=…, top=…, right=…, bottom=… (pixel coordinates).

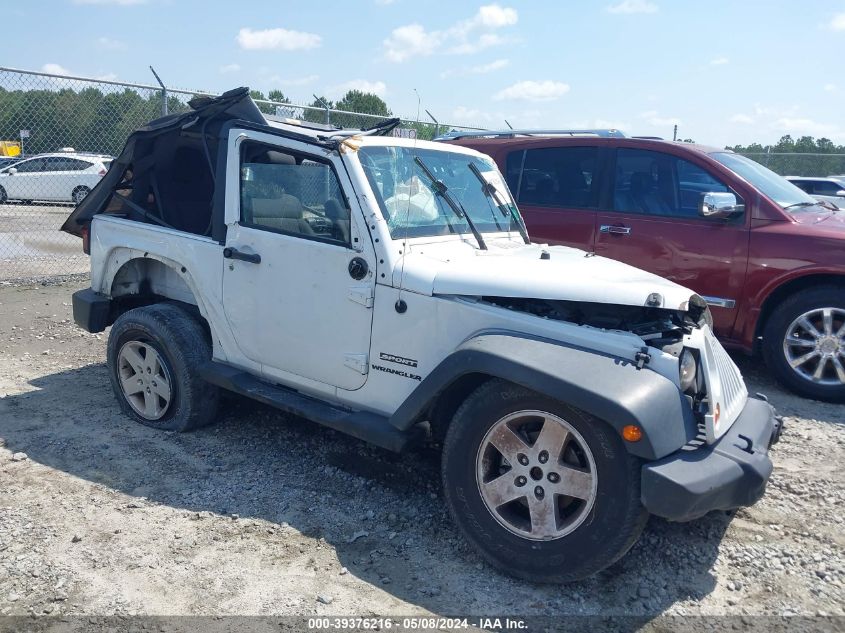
left=641, top=396, right=781, bottom=522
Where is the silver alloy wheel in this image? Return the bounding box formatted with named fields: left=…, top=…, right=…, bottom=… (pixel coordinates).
left=72, top=187, right=90, bottom=204
left=475, top=410, right=598, bottom=541
left=117, top=341, right=173, bottom=420
left=782, top=307, right=845, bottom=386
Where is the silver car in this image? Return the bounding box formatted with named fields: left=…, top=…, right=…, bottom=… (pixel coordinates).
left=786, top=176, right=845, bottom=209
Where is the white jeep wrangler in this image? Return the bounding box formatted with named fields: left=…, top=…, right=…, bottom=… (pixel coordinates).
left=63, top=88, right=781, bottom=582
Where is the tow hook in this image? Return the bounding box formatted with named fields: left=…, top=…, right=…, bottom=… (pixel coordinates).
left=634, top=347, right=651, bottom=370
left=771, top=415, right=785, bottom=446
left=737, top=434, right=755, bottom=454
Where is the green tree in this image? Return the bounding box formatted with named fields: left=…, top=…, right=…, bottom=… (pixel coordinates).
left=267, top=89, right=289, bottom=104
left=333, top=90, right=391, bottom=129
left=302, top=96, right=333, bottom=125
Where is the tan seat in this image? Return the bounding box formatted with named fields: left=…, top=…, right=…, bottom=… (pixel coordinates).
left=250, top=194, right=315, bottom=235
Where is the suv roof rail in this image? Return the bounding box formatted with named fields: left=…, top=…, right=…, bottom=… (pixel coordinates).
left=434, top=128, right=627, bottom=141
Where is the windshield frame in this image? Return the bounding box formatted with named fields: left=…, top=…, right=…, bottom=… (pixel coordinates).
left=710, top=151, right=819, bottom=212
left=356, top=144, right=525, bottom=241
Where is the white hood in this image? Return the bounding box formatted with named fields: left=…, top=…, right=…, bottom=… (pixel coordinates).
left=391, top=239, right=699, bottom=311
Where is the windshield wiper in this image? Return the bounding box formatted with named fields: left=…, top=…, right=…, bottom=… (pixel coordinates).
left=467, top=162, right=530, bottom=244
left=783, top=201, right=817, bottom=210
left=413, top=156, right=487, bottom=250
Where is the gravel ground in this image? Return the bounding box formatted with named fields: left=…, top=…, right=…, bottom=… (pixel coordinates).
left=0, top=281, right=843, bottom=624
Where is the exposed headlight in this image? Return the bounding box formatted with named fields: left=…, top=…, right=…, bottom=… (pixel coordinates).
left=679, top=349, right=698, bottom=393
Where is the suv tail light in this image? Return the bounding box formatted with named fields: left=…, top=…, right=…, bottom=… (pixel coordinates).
left=81, top=225, right=90, bottom=255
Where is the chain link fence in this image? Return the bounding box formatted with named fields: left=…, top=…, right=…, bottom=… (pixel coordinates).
left=3, top=67, right=842, bottom=282
left=0, top=67, right=482, bottom=281
left=735, top=152, right=845, bottom=177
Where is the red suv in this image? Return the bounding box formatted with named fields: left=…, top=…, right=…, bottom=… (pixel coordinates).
left=447, top=131, right=845, bottom=402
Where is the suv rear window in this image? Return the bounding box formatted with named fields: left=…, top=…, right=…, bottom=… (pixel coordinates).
left=507, top=147, right=600, bottom=209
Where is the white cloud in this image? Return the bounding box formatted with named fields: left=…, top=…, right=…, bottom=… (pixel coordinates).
left=709, top=56, right=729, bottom=65
left=96, top=72, right=118, bottom=81
left=829, top=13, right=845, bottom=31
left=729, top=114, right=754, bottom=124
left=237, top=27, right=322, bottom=51
left=96, top=36, right=127, bottom=50
left=375, top=0, right=396, bottom=4
left=474, top=58, right=510, bottom=73
left=824, top=83, right=837, bottom=92
left=441, top=58, right=510, bottom=78
left=383, top=4, right=518, bottom=62
left=449, top=32, right=507, bottom=55
left=452, top=105, right=498, bottom=123
left=219, top=63, right=241, bottom=74
left=476, top=4, right=518, bottom=27
left=41, top=63, right=71, bottom=75
left=606, top=0, right=658, bottom=14
left=383, top=24, right=440, bottom=62
left=73, top=0, right=146, bottom=4
left=494, top=80, right=570, bottom=102
left=775, top=117, right=841, bottom=138
left=327, top=80, right=387, bottom=98
left=640, top=110, right=680, bottom=127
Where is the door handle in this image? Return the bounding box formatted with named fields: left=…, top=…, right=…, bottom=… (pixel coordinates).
left=599, top=224, right=632, bottom=236
left=223, top=247, right=261, bottom=264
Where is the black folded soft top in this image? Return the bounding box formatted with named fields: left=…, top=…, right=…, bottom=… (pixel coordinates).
left=61, top=86, right=399, bottom=237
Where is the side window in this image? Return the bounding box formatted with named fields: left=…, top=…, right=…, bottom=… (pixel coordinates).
left=14, top=158, right=46, bottom=173
left=64, top=158, right=92, bottom=171
left=515, top=147, right=600, bottom=209
left=814, top=180, right=843, bottom=195
left=43, top=157, right=88, bottom=171
left=240, top=141, right=350, bottom=244
left=613, top=149, right=738, bottom=219
left=790, top=180, right=813, bottom=193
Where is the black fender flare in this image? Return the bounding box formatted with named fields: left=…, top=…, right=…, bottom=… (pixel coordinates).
left=389, top=333, right=697, bottom=460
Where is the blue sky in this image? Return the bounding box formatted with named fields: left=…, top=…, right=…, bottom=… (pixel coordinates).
left=6, top=0, right=845, bottom=147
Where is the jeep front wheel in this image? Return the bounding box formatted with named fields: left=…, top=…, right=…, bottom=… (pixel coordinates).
left=107, top=303, right=219, bottom=431
left=441, top=379, right=647, bottom=583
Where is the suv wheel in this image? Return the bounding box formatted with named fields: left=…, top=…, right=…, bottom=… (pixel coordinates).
left=763, top=286, right=845, bottom=402
left=72, top=186, right=91, bottom=205
left=442, top=379, right=647, bottom=583
left=107, top=303, right=219, bottom=431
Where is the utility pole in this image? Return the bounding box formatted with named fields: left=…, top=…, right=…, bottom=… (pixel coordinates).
left=673, top=124, right=678, bottom=142
left=150, top=66, right=167, bottom=117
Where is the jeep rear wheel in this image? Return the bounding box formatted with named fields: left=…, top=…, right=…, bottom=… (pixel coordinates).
left=762, top=286, right=845, bottom=402
left=107, top=303, right=219, bottom=431
left=442, top=379, right=647, bottom=583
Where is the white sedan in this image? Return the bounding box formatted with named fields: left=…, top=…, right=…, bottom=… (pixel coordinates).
left=0, top=152, right=113, bottom=205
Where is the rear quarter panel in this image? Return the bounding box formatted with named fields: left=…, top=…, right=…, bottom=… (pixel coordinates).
left=90, top=215, right=245, bottom=366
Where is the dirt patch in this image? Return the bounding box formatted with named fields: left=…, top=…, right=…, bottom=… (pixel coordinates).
left=0, top=281, right=843, bottom=619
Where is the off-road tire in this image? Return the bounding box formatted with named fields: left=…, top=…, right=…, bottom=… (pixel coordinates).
left=107, top=303, right=219, bottom=431
left=762, top=285, right=845, bottom=402
left=441, top=378, right=648, bottom=583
